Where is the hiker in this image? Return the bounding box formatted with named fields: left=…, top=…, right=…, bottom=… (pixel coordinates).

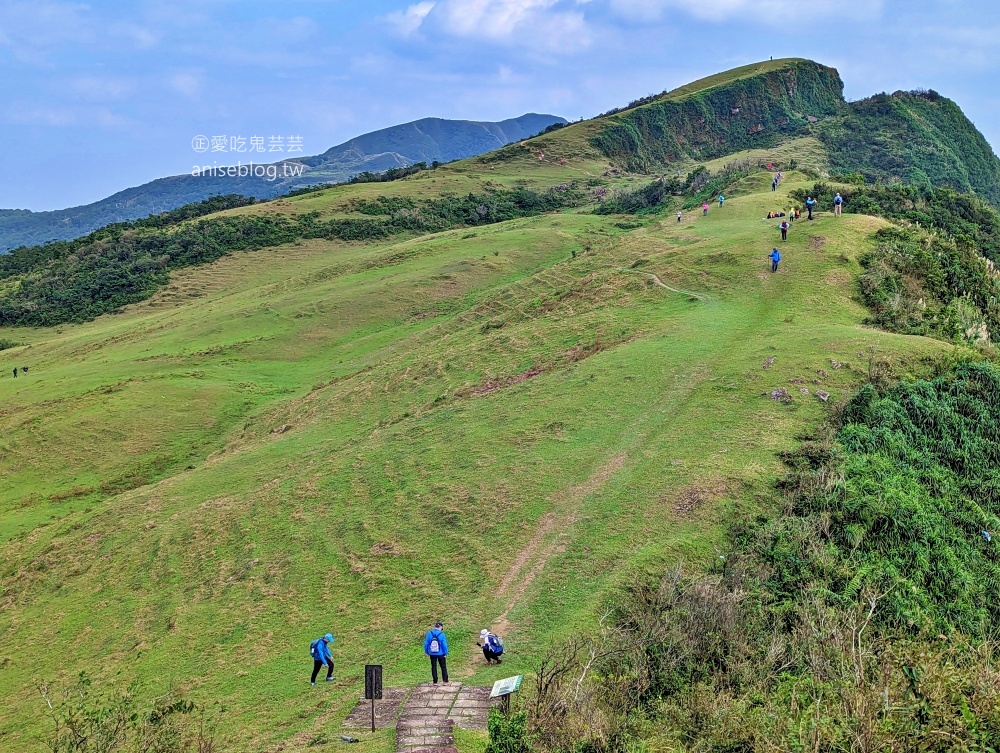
left=834, top=192, right=843, bottom=216
left=309, top=633, right=335, bottom=685
left=20, top=366, right=27, bottom=374
left=11, top=367, right=16, bottom=378
left=718, top=193, right=725, bottom=208
left=477, top=629, right=504, bottom=665
left=766, top=211, right=774, bottom=219
left=780, top=220, right=789, bottom=241
left=770, top=248, right=781, bottom=273
left=805, top=196, right=816, bottom=220
left=788, top=208, right=795, bottom=222
left=702, top=202, right=709, bottom=216
left=771, top=178, right=777, bottom=192
left=794, top=208, right=801, bottom=219
left=677, top=210, right=682, bottom=223
left=424, top=622, right=449, bottom=684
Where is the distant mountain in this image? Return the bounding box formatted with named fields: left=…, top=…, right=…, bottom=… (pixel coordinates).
left=0, top=113, right=566, bottom=251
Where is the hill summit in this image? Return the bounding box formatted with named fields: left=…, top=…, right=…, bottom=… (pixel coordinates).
left=3, top=58, right=1000, bottom=752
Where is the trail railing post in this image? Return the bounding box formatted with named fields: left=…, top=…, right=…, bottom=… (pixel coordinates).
left=364, top=664, right=383, bottom=733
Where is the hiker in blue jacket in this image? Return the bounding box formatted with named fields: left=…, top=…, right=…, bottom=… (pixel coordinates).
left=310, top=633, right=335, bottom=685
left=770, top=248, right=781, bottom=273
left=718, top=193, right=725, bottom=208
left=805, top=196, right=816, bottom=220
left=477, top=629, right=504, bottom=665
left=424, top=622, right=449, bottom=684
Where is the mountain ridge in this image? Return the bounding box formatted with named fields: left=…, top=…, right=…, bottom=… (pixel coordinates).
left=0, top=112, right=566, bottom=251
left=4, top=58, right=1000, bottom=751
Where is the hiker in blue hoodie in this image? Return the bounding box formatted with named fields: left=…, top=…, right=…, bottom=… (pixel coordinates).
left=770, top=248, right=781, bottom=273
left=424, top=622, right=449, bottom=684
left=309, top=633, right=335, bottom=685
left=718, top=193, right=725, bottom=208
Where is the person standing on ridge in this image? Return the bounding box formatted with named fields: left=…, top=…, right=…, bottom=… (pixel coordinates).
left=770, top=248, right=781, bottom=273
left=425, top=621, right=449, bottom=684
left=780, top=220, right=789, bottom=242
left=677, top=210, right=683, bottom=223
left=309, top=633, right=335, bottom=685
left=805, top=196, right=816, bottom=220
left=834, top=192, right=843, bottom=217
left=718, top=193, right=725, bottom=208
left=702, top=202, right=709, bottom=216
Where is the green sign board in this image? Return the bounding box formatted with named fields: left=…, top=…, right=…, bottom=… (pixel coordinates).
left=490, top=675, right=523, bottom=698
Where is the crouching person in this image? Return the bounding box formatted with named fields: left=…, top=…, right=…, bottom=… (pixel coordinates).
left=478, top=629, right=504, bottom=665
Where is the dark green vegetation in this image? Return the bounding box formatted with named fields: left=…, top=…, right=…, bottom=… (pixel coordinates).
left=593, top=59, right=844, bottom=170
left=0, top=114, right=566, bottom=251
left=793, top=183, right=1000, bottom=344
left=819, top=90, right=1000, bottom=206
left=596, top=158, right=771, bottom=216
left=525, top=361, right=1000, bottom=752
left=0, top=187, right=574, bottom=326
left=0, top=194, right=256, bottom=278
left=36, top=673, right=216, bottom=752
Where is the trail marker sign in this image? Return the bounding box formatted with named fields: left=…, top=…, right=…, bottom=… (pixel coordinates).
left=364, top=665, right=383, bottom=732
left=364, top=665, right=383, bottom=700
left=490, top=674, right=522, bottom=717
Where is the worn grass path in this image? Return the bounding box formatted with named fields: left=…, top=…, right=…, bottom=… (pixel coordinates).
left=0, top=167, right=949, bottom=751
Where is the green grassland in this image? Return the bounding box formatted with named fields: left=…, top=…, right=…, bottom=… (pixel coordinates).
left=0, top=59, right=967, bottom=752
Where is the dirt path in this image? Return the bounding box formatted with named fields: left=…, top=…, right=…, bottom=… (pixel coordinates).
left=490, top=453, right=626, bottom=640
left=617, top=267, right=709, bottom=301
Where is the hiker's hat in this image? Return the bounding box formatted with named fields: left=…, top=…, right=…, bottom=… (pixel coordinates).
left=434, top=622, right=443, bottom=628
left=324, top=633, right=334, bottom=642
left=480, top=629, right=489, bottom=637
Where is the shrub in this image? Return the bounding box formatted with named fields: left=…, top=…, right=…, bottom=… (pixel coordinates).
left=486, top=708, right=531, bottom=753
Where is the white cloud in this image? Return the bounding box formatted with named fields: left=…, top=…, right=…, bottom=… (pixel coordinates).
left=609, top=0, right=882, bottom=22
left=388, top=0, right=593, bottom=50
left=386, top=2, right=436, bottom=35
left=68, top=75, right=137, bottom=101
left=0, top=1, right=95, bottom=63
left=167, top=71, right=204, bottom=98
left=109, top=21, right=160, bottom=50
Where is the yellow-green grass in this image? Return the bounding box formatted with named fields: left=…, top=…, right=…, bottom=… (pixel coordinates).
left=0, top=166, right=949, bottom=752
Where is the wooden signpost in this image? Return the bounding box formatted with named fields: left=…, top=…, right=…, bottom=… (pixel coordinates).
left=364, top=664, right=383, bottom=733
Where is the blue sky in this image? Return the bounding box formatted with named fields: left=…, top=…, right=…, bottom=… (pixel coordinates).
left=1, top=0, right=998, bottom=211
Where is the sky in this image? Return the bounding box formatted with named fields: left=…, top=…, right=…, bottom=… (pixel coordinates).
left=1, top=0, right=999, bottom=211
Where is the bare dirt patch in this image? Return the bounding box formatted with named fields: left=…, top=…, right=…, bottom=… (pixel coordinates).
left=669, top=478, right=732, bottom=517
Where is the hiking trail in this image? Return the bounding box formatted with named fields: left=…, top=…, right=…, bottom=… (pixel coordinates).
left=343, top=682, right=492, bottom=753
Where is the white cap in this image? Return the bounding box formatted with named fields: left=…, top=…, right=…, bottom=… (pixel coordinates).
left=480, top=629, right=489, bottom=636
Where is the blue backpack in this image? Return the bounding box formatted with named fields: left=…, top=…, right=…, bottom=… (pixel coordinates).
left=310, top=638, right=322, bottom=659
left=487, top=634, right=504, bottom=655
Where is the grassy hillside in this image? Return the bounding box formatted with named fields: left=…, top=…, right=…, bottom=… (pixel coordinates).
left=2, top=58, right=990, bottom=751
left=819, top=90, right=1000, bottom=206
left=592, top=58, right=845, bottom=170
